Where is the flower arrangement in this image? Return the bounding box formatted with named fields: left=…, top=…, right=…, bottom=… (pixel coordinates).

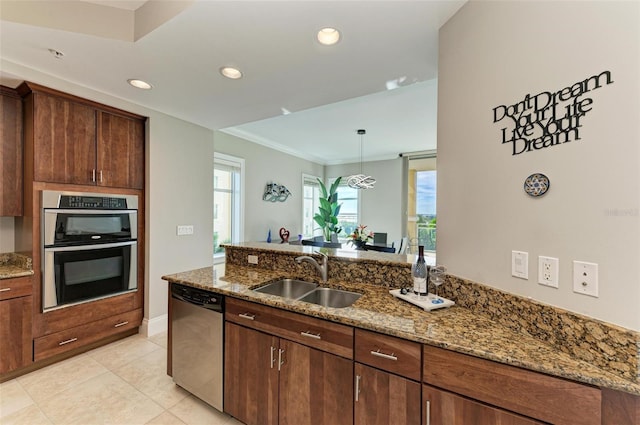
left=348, top=225, right=374, bottom=246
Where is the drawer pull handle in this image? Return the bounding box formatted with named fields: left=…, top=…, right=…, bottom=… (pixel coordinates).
left=238, top=312, right=256, bottom=321
left=114, top=321, right=129, bottom=328
left=59, top=337, right=78, bottom=346
left=370, top=348, right=398, bottom=361
left=300, top=330, right=321, bottom=340
left=0, top=288, right=11, bottom=292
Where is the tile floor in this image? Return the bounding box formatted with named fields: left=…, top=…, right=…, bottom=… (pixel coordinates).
left=0, top=332, right=244, bottom=425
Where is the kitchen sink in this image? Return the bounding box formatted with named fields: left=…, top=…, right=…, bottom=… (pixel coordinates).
left=253, top=279, right=318, bottom=299
left=297, top=287, right=362, bottom=308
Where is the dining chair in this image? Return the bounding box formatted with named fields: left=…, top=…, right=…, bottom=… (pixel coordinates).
left=373, top=232, right=387, bottom=246
left=397, top=237, right=409, bottom=254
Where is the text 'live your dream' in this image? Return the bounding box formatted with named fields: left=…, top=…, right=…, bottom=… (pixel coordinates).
left=493, top=70, right=613, bottom=156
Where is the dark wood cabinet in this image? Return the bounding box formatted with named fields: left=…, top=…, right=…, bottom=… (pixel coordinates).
left=31, top=92, right=96, bottom=185
left=97, top=111, right=144, bottom=189
left=18, top=81, right=145, bottom=189
left=355, top=362, right=421, bottom=425
left=0, top=277, right=33, bottom=374
left=423, top=384, right=544, bottom=425
left=0, top=86, right=23, bottom=216
left=224, top=322, right=279, bottom=425
left=224, top=299, right=354, bottom=425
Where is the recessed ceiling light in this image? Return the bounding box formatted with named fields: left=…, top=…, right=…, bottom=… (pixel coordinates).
left=127, top=79, right=153, bottom=90
left=220, top=67, right=243, bottom=79
left=317, top=28, right=340, bottom=45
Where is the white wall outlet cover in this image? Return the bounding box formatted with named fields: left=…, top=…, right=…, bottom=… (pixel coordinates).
left=538, top=256, right=559, bottom=288
left=573, top=260, right=598, bottom=297
left=512, top=251, right=529, bottom=279
left=248, top=255, right=259, bottom=265
left=176, top=225, right=194, bottom=236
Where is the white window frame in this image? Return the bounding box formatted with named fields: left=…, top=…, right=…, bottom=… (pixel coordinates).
left=329, top=176, right=360, bottom=241
left=213, top=152, right=245, bottom=264
left=302, top=173, right=322, bottom=238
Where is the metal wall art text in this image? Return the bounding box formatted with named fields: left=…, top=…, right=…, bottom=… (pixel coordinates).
left=493, top=70, right=613, bottom=156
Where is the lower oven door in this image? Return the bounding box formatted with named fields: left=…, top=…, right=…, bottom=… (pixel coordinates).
left=43, top=240, right=137, bottom=311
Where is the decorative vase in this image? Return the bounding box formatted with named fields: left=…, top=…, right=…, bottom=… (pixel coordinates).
left=352, top=240, right=367, bottom=250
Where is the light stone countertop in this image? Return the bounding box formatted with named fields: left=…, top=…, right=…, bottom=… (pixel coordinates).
left=163, top=263, right=640, bottom=396
left=0, top=253, right=34, bottom=280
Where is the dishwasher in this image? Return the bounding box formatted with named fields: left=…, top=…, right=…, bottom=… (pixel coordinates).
left=171, top=283, right=224, bottom=411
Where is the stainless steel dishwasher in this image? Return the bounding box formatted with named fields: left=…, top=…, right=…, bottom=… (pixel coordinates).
left=171, top=283, right=224, bottom=411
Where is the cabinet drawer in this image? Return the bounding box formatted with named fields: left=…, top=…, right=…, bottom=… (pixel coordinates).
left=355, top=328, right=421, bottom=380
left=226, top=298, right=353, bottom=359
left=423, top=345, right=601, bottom=425
left=34, top=308, right=142, bottom=361
left=0, top=276, right=33, bottom=300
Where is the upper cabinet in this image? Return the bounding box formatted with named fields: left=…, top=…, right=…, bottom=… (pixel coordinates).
left=18, top=82, right=145, bottom=190
left=0, top=86, right=23, bottom=216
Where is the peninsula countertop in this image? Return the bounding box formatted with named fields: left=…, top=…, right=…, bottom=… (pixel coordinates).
left=162, top=264, right=640, bottom=396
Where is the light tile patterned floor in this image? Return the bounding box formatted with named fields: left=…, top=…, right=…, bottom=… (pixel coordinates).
left=0, top=332, right=244, bottom=425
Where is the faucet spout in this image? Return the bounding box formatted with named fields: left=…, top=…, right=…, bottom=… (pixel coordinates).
left=295, top=252, right=328, bottom=283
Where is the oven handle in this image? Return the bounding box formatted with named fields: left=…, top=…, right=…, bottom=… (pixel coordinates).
left=44, top=209, right=136, bottom=215
left=44, top=240, right=137, bottom=252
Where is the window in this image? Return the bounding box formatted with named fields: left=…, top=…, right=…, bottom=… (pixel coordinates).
left=407, top=156, right=436, bottom=253
left=214, top=153, right=244, bottom=262
left=302, top=174, right=321, bottom=238
left=332, top=178, right=359, bottom=241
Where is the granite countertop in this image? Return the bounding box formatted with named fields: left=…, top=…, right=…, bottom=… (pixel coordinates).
left=162, top=264, right=640, bottom=396
left=0, top=253, right=34, bottom=279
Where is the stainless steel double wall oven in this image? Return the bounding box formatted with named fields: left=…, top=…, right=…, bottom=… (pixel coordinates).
left=41, top=190, right=138, bottom=312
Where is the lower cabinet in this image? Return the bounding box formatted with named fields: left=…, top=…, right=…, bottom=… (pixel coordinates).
left=0, top=294, right=32, bottom=374
left=224, top=322, right=353, bottom=425
left=355, top=362, right=421, bottom=425
left=422, top=384, right=544, bottom=425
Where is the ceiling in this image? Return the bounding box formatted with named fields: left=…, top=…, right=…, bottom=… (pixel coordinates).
left=0, top=0, right=465, bottom=164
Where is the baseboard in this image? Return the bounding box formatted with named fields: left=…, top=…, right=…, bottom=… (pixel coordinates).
left=140, top=314, right=168, bottom=337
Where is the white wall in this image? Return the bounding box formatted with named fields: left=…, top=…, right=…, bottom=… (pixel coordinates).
left=0, top=217, right=15, bottom=253
left=1, top=60, right=215, bottom=331
left=437, top=1, right=640, bottom=330
left=214, top=131, right=324, bottom=242
left=326, top=158, right=404, bottom=243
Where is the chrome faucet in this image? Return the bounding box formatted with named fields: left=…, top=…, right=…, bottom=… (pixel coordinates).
left=295, top=252, right=328, bottom=283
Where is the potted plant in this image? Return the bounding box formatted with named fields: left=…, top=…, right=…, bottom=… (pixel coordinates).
left=313, top=177, right=342, bottom=242
left=347, top=225, right=374, bottom=250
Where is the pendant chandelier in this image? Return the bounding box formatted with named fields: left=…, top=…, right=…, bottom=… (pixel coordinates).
left=347, top=129, right=376, bottom=189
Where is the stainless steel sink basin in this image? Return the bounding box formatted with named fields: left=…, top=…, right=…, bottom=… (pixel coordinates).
left=253, top=279, right=317, bottom=299
left=297, top=287, right=362, bottom=308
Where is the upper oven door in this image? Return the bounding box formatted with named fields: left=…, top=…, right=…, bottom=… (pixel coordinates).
left=43, top=209, right=138, bottom=247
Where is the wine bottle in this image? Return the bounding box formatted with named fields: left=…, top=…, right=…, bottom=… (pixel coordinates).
left=412, top=245, right=428, bottom=296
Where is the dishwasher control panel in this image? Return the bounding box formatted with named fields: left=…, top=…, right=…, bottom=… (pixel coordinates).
left=171, top=283, right=224, bottom=312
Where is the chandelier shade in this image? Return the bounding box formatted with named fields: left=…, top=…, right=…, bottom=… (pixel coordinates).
left=347, top=129, right=376, bottom=189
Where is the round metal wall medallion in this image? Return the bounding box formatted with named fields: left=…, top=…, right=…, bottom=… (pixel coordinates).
left=524, top=173, right=550, bottom=197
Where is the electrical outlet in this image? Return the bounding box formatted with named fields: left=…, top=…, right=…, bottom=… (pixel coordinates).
left=511, top=251, right=528, bottom=280
left=176, top=225, right=194, bottom=236
left=573, top=261, right=598, bottom=297
left=538, top=256, right=559, bottom=288
left=248, top=255, right=259, bottom=265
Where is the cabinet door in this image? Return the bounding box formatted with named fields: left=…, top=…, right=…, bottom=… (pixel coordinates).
left=224, top=322, right=279, bottom=425
left=97, top=111, right=144, bottom=189
left=0, top=87, right=23, bottom=216
left=355, top=363, right=421, bottom=425
left=423, top=385, right=544, bottom=425
left=0, top=296, right=33, bottom=374
left=33, top=93, right=96, bottom=184
left=279, top=339, right=353, bottom=425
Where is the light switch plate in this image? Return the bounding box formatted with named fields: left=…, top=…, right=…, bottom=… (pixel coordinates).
left=512, top=251, right=528, bottom=280
left=177, top=225, right=194, bottom=236
left=573, top=260, right=598, bottom=297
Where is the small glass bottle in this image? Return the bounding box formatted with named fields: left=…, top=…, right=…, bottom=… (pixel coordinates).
left=412, top=245, right=428, bottom=297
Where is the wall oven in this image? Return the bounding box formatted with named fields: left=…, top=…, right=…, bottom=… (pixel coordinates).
left=42, top=190, right=138, bottom=312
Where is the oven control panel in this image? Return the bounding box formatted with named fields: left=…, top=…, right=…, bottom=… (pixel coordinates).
left=59, top=195, right=128, bottom=209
